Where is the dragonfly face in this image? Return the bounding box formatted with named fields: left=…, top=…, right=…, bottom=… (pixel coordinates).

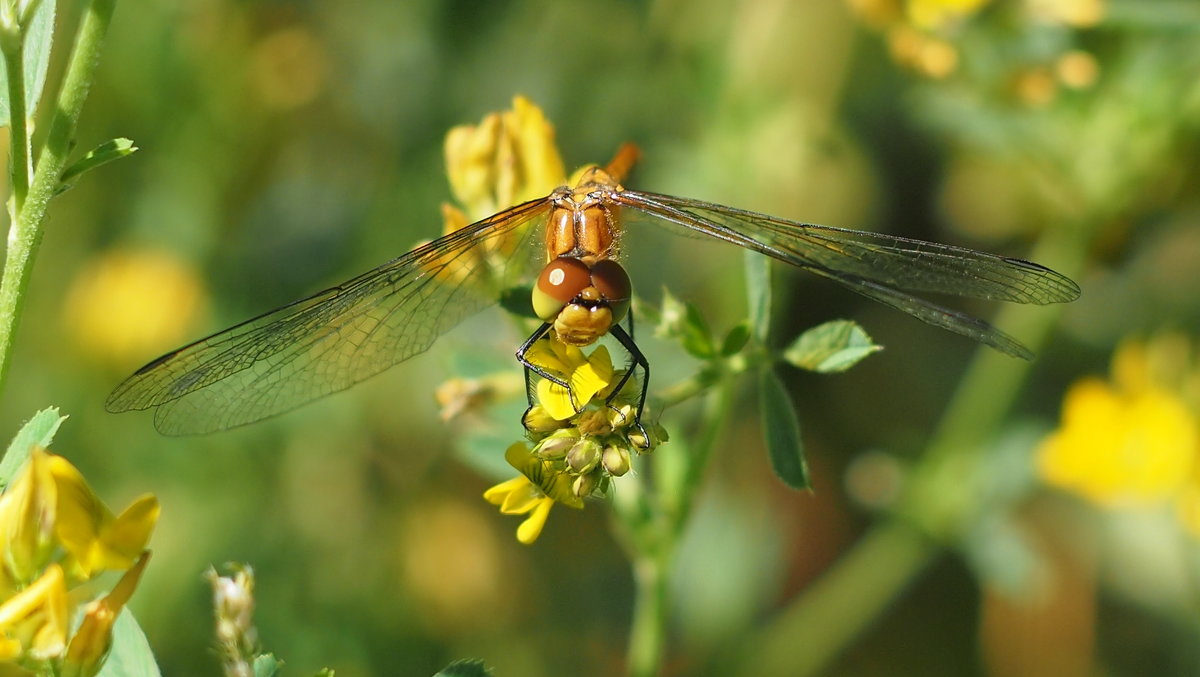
left=106, top=142, right=1080, bottom=436
left=534, top=167, right=633, bottom=347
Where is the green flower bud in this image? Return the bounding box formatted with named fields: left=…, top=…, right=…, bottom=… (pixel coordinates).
left=572, top=472, right=600, bottom=498
left=601, top=445, right=632, bottom=476
left=566, top=439, right=601, bottom=474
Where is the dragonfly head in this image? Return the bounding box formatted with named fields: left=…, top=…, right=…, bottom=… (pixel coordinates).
left=533, top=257, right=631, bottom=346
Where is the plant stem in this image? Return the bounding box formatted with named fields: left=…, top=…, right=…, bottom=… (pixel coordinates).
left=0, top=0, right=115, bottom=391
left=623, top=377, right=736, bottom=676
left=628, top=550, right=670, bottom=677
left=734, top=223, right=1090, bottom=677
left=1, top=26, right=30, bottom=213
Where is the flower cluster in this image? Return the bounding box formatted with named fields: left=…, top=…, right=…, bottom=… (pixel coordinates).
left=1038, top=334, right=1200, bottom=534
left=484, top=339, right=666, bottom=544
left=847, top=0, right=1103, bottom=94
left=0, top=447, right=158, bottom=675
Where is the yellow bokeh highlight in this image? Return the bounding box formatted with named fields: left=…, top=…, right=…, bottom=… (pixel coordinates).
left=1038, top=378, right=1196, bottom=506
left=1039, top=336, right=1200, bottom=536
left=63, top=248, right=207, bottom=366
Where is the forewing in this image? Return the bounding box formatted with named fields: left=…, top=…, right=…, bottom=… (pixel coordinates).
left=614, top=190, right=1079, bottom=358
left=106, top=198, right=551, bottom=434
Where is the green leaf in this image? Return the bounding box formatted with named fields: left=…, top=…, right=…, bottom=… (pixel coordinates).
left=0, top=0, right=55, bottom=127
left=253, top=654, right=282, bottom=677
left=434, top=659, right=492, bottom=677
left=655, top=288, right=713, bottom=359
left=311, top=669, right=336, bottom=677
left=58, top=137, right=139, bottom=193
left=744, top=249, right=772, bottom=343
left=94, top=610, right=162, bottom=677
left=498, top=284, right=537, bottom=319
left=720, top=321, right=751, bottom=357
left=758, top=369, right=809, bottom=490
left=782, top=320, right=882, bottom=373
left=1, top=407, right=66, bottom=487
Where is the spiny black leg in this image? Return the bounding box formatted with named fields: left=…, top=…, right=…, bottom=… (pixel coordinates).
left=608, top=324, right=650, bottom=448
left=516, top=322, right=581, bottom=414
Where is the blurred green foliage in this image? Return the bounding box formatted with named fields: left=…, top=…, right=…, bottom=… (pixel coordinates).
left=3, top=0, right=1199, bottom=675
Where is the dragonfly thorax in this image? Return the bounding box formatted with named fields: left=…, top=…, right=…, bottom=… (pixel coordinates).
left=532, top=257, right=632, bottom=347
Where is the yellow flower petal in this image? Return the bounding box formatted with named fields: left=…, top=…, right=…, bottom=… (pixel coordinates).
left=0, top=448, right=58, bottom=584
left=49, top=455, right=158, bottom=579
left=515, top=499, right=554, bottom=545
left=64, top=553, right=150, bottom=676
left=0, top=564, right=69, bottom=662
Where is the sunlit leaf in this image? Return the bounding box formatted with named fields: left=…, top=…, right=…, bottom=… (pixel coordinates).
left=744, top=249, right=772, bottom=343
left=58, top=138, right=139, bottom=193
left=1, top=407, right=66, bottom=488
left=782, top=320, right=882, bottom=373
left=758, top=369, right=809, bottom=490
left=434, top=658, right=492, bottom=677
left=0, top=0, right=55, bottom=127
left=656, top=288, right=714, bottom=359
left=252, top=654, right=282, bottom=677
left=94, top=610, right=162, bottom=677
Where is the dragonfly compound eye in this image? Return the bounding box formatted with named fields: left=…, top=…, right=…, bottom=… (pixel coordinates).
left=590, top=259, right=631, bottom=323
left=533, top=257, right=592, bottom=321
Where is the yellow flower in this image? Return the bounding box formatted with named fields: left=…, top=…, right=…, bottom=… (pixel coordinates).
left=62, top=553, right=149, bottom=677
left=0, top=448, right=59, bottom=588
left=1038, top=337, right=1200, bottom=510
left=525, top=340, right=615, bottom=420
left=0, top=447, right=155, bottom=672
left=0, top=564, right=69, bottom=662
left=50, top=455, right=159, bottom=581
left=429, top=96, right=567, bottom=287
left=483, top=443, right=583, bottom=545
left=444, top=95, right=565, bottom=221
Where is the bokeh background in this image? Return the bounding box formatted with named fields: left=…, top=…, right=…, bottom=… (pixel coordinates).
left=3, top=0, right=1199, bottom=674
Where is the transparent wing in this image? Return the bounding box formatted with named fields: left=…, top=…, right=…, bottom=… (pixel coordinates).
left=614, top=190, right=1080, bottom=359
left=106, top=197, right=552, bottom=434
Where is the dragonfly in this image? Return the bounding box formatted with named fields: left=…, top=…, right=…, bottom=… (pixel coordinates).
left=107, top=143, right=1080, bottom=436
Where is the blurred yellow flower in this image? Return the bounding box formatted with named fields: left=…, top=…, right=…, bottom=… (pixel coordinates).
left=0, top=564, right=68, bottom=662
left=906, top=0, right=991, bottom=30
left=0, top=448, right=156, bottom=669
left=62, top=553, right=149, bottom=677
left=50, top=457, right=159, bottom=581
left=444, top=95, right=566, bottom=221
left=249, top=26, right=328, bottom=111
left=1038, top=336, right=1200, bottom=528
left=428, top=96, right=567, bottom=287
left=0, top=448, right=58, bottom=586
left=63, top=248, right=207, bottom=366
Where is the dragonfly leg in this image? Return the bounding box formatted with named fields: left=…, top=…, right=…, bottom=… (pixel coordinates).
left=608, top=324, right=650, bottom=448
left=516, top=322, right=582, bottom=416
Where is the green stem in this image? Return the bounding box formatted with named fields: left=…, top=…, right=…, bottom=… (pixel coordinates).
left=2, top=26, right=30, bottom=213
left=734, top=223, right=1091, bottom=677
left=628, top=550, right=670, bottom=677
left=0, top=0, right=115, bottom=391
left=623, top=378, right=736, bottom=676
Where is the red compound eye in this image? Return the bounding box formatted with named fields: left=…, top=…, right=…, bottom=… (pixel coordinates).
left=590, top=259, right=632, bottom=323
left=532, top=257, right=591, bottom=321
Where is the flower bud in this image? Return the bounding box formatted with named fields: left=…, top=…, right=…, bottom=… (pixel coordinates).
left=572, top=472, right=600, bottom=498
left=601, top=445, right=632, bottom=477
left=566, top=439, right=601, bottom=474
left=522, top=404, right=568, bottom=434
left=534, top=431, right=578, bottom=460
